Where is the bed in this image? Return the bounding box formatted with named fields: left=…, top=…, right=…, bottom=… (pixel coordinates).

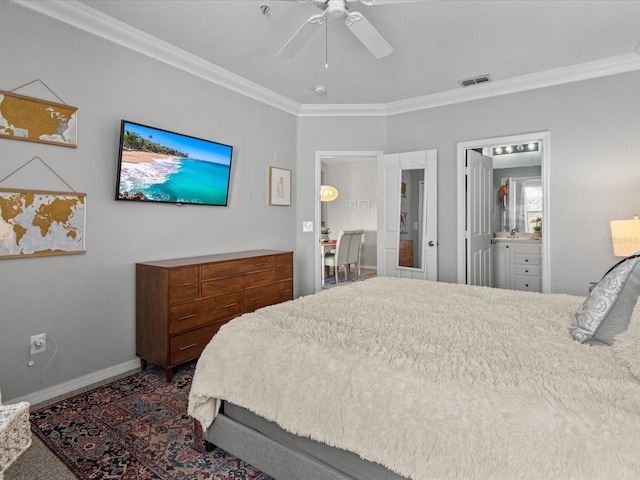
left=188, top=258, right=640, bottom=480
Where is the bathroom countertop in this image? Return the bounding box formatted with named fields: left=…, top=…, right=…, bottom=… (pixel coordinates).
left=493, top=237, right=541, bottom=244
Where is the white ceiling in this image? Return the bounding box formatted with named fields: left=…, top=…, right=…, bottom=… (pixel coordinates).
left=15, top=0, right=640, bottom=114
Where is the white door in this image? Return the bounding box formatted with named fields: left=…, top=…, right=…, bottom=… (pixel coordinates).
left=377, top=150, right=437, bottom=280
left=466, top=150, right=493, bottom=286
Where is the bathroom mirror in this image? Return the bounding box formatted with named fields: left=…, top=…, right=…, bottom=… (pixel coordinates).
left=397, top=168, right=425, bottom=270
left=495, top=173, right=542, bottom=234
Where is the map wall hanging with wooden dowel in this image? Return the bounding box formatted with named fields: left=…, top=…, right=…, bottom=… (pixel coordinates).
left=0, top=90, right=77, bottom=148
left=0, top=188, right=86, bottom=259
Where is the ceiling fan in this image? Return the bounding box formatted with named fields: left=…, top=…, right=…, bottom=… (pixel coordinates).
left=276, top=0, right=425, bottom=60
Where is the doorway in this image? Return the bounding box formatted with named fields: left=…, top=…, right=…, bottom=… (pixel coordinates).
left=314, top=151, right=382, bottom=292
left=455, top=132, right=550, bottom=292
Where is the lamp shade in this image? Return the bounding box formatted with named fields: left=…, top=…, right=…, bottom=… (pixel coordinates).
left=610, top=215, right=640, bottom=257
left=320, top=185, right=339, bottom=202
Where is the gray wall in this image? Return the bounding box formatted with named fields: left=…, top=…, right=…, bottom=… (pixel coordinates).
left=385, top=72, right=640, bottom=292
left=295, top=117, right=387, bottom=295
left=3, top=1, right=640, bottom=402
left=0, top=3, right=296, bottom=401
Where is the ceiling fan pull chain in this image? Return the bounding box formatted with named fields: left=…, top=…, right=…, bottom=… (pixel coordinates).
left=325, top=18, right=329, bottom=68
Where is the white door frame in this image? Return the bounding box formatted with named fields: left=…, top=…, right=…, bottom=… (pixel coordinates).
left=456, top=131, right=551, bottom=292
left=315, top=150, right=383, bottom=293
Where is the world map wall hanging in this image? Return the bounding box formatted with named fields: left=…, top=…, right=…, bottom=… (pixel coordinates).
left=0, top=188, right=86, bottom=259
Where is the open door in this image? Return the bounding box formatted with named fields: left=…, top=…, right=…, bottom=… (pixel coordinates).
left=466, top=150, right=493, bottom=286
left=377, top=150, right=437, bottom=280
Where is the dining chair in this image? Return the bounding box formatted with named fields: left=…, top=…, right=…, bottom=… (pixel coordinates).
left=324, top=230, right=364, bottom=283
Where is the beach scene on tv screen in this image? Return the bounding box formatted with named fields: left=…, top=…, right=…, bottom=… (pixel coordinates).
left=117, top=122, right=232, bottom=205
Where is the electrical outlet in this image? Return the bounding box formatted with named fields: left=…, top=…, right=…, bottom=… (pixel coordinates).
left=30, top=333, right=46, bottom=355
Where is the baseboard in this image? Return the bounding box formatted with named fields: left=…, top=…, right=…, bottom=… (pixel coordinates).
left=7, top=358, right=141, bottom=406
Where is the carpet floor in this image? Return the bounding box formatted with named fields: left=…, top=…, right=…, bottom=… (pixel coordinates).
left=22, top=362, right=271, bottom=480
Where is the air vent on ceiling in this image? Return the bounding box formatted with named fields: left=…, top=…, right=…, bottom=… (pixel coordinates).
left=459, top=74, right=492, bottom=87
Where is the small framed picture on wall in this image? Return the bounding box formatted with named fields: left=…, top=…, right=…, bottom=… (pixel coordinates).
left=269, top=166, right=291, bottom=206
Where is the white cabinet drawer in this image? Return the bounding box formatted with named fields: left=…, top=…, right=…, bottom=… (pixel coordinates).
left=513, top=265, right=541, bottom=277
left=513, top=243, right=541, bottom=255
left=513, top=254, right=541, bottom=266
left=513, top=276, right=541, bottom=292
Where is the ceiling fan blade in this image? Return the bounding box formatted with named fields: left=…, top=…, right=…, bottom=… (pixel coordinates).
left=276, top=12, right=326, bottom=58
left=359, top=0, right=431, bottom=4
left=344, top=11, right=393, bottom=59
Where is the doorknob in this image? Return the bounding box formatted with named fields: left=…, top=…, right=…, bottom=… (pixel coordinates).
left=428, top=241, right=435, bottom=247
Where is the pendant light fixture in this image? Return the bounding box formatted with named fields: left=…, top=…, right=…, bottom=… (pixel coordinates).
left=320, top=185, right=339, bottom=202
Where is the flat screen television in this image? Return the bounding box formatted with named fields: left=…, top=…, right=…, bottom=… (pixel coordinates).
left=115, top=120, right=233, bottom=206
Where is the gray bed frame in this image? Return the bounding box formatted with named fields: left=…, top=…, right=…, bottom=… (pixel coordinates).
left=204, top=402, right=408, bottom=480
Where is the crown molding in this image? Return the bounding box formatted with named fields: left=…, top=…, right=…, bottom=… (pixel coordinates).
left=297, top=103, right=389, bottom=117
left=383, top=53, right=640, bottom=116
left=301, top=53, right=640, bottom=117
left=12, top=0, right=640, bottom=119
left=11, top=0, right=302, bottom=116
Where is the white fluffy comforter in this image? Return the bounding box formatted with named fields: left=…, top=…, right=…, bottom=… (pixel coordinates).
left=188, top=277, right=640, bottom=480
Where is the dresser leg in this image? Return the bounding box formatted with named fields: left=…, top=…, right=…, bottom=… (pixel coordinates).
left=165, top=368, right=173, bottom=382
left=140, top=358, right=147, bottom=371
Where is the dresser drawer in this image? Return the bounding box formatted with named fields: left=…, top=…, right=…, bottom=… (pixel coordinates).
left=201, top=255, right=277, bottom=280
left=168, top=267, right=199, bottom=304
left=169, top=322, right=224, bottom=365
left=201, top=275, right=247, bottom=297
left=238, top=255, right=276, bottom=273
left=244, top=269, right=276, bottom=287
left=243, top=280, right=293, bottom=313
left=201, top=260, right=245, bottom=280
left=513, top=276, right=541, bottom=292
left=169, top=292, right=241, bottom=335
left=513, top=265, right=541, bottom=277
left=276, top=253, right=293, bottom=280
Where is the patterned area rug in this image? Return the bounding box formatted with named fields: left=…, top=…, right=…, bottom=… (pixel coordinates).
left=323, top=267, right=377, bottom=288
left=30, top=362, right=271, bottom=480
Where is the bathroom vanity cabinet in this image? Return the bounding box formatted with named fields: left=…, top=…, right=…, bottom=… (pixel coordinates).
left=492, top=241, right=541, bottom=292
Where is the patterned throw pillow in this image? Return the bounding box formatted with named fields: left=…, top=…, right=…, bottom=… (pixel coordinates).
left=570, top=255, right=640, bottom=345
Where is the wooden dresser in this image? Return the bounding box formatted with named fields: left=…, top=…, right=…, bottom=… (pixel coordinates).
left=399, top=239, right=413, bottom=267
left=136, top=250, right=293, bottom=380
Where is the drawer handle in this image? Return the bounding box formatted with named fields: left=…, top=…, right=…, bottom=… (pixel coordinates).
left=525, top=269, right=529, bottom=273
left=525, top=284, right=529, bottom=287
left=179, top=314, right=196, bottom=321
left=178, top=282, right=194, bottom=287
left=256, top=276, right=267, bottom=282
left=525, top=259, right=529, bottom=262
left=179, top=343, right=197, bottom=351
left=255, top=262, right=268, bottom=266
left=216, top=268, right=230, bottom=273
left=249, top=297, right=261, bottom=302
left=224, top=302, right=239, bottom=309
left=280, top=289, right=291, bottom=294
